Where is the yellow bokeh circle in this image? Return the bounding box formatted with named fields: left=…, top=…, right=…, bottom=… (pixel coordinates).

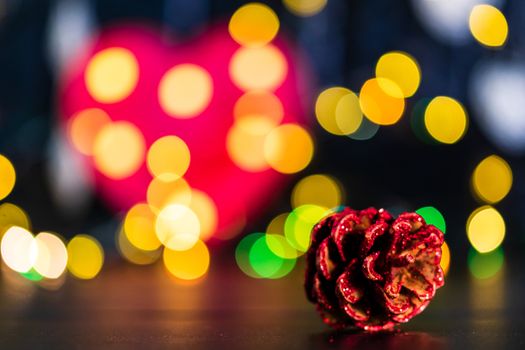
left=469, top=5, right=508, bottom=48
left=0, top=154, right=16, bottom=201
left=376, top=51, right=421, bottom=98
left=234, top=90, right=284, bottom=126
left=283, top=0, right=327, bottom=17
left=124, top=203, right=161, bottom=251
left=466, top=206, right=505, bottom=253
left=34, top=232, right=68, bottom=279
left=147, top=136, right=191, bottom=181
left=147, top=177, right=192, bottom=212
left=159, top=64, right=213, bottom=119
left=229, top=3, right=279, bottom=47
left=68, top=108, right=112, bottom=155
left=85, top=47, right=139, bottom=104
left=67, top=235, right=104, bottom=279
left=264, top=123, right=314, bottom=174
left=472, top=155, right=512, bottom=204
left=163, top=239, right=210, bottom=280
left=440, top=241, right=451, bottom=275
left=424, top=96, right=468, bottom=144
left=0, top=203, right=31, bottom=237
left=188, top=190, right=218, bottom=242
left=93, top=121, right=146, bottom=179
left=315, top=87, right=358, bottom=135
left=155, top=204, right=200, bottom=251
left=359, top=78, right=405, bottom=125
left=292, top=174, right=342, bottom=209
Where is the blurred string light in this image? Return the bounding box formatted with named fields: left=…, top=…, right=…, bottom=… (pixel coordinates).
left=158, top=64, right=213, bottom=118
left=229, top=3, right=279, bottom=47
left=146, top=135, right=191, bottom=181
left=187, top=189, right=218, bottom=242
left=0, top=203, right=31, bottom=236
left=249, top=235, right=296, bottom=278
left=468, top=246, right=504, bottom=279
left=283, top=0, right=327, bottom=17
left=33, top=232, right=68, bottom=279
left=163, top=239, right=210, bottom=280
left=236, top=233, right=265, bottom=278
left=466, top=206, right=505, bottom=253
left=93, top=121, right=146, bottom=179
left=315, top=87, right=361, bottom=136
left=85, top=47, right=139, bottom=104
left=440, top=241, right=451, bottom=275
left=67, top=235, right=104, bottom=279
left=124, top=203, right=162, bottom=251
left=291, top=174, right=343, bottom=209
left=146, top=176, right=192, bottom=211
left=285, top=204, right=329, bottom=252
left=360, top=78, right=405, bottom=126
left=234, top=90, right=284, bottom=126
left=416, top=206, right=446, bottom=233
left=67, top=108, right=111, bottom=155
left=1, top=226, right=37, bottom=273
left=116, top=225, right=161, bottom=265
left=424, top=96, right=468, bottom=144
left=375, top=51, right=421, bottom=98
left=265, top=212, right=299, bottom=259
left=335, top=91, right=364, bottom=135
left=471, top=155, right=512, bottom=204
left=229, top=45, right=288, bottom=91
left=469, top=4, right=508, bottom=48
left=0, top=154, right=16, bottom=201
left=155, top=204, right=201, bottom=251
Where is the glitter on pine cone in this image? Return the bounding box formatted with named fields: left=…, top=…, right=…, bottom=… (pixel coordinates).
left=304, top=207, right=445, bottom=332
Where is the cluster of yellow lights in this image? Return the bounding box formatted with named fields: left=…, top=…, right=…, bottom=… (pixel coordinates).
left=466, top=206, right=505, bottom=254
left=227, top=4, right=313, bottom=175
left=471, top=155, right=512, bottom=204
left=283, top=0, right=327, bottom=17
left=469, top=5, right=508, bottom=48
left=424, top=96, right=468, bottom=144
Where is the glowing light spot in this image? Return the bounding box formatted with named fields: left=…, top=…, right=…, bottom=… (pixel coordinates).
left=348, top=117, right=380, bottom=141
left=67, top=108, right=111, bottom=155
left=188, top=190, right=218, bottom=242
left=283, top=0, right=327, bottom=17
left=468, top=247, right=504, bottom=279
left=93, top=121, right=145, bottom=179
left=469, top=5, right=508, bottom=48
left=292, top=174, right=343, bottom=209
left=147, top=136, right=190, bottom=181
left=267, top=213, right=288, bottom=235
left=315, top=87, right=362, bottom=135
left=472, top=155, right=512, bottom=204
left=265, top=233, right=298, bottom=260
left=285, top=204, right=329, bottom=252
left=234, top=90, right=284, bottom=126
left=440, top=241, right=451, bottom=275
left=147, top=177, right=192, bottom=212
left=359, top=78, right=405, bottom=125
left=33, top=232, right=67, bottom=279
left=124, top=203, right=161, bottom=251
left=156, top=204, right=200, bottom=251
left=416, top=206, right=446, bottom=233
left=163, top=239, right=210, bottom=280
left=67, top=235, right=104, bottom=279
left=227, top=116, right=274, bottom=172
left=159, top=64, right=213, bottom=118
left=264, top=123, right=314, bottom=174
left=466, top=206, right=505, bottom=253
left=236, top=233, right=264, bottom=278
left=0, top=203, right=31, bottom=236
left=249, top=235, right=284, bottom=278
left=85, top=47, right=139, bottom=104
left=376, top=51, right=421, bottom=98
left=116, top=226, right=161, bottom=265
left=229, top=45, right=287, bottom=91
left=0, top=154, right=16, bottom=201
left=424, top=96, right=468, bottom=144
left=229, top=3, right=279, bottom=47
left=0, top=226, right=36, bottom=273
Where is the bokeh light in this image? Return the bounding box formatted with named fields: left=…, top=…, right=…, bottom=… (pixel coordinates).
left=291, top=174, right=343, bottom=209
left=283, top=0, right=327, bottom=17
left=359, top=78, right=405, bottom=125
left=124, top=203, right=162, bottom=251
left=265, top=233, right=298, bottom=260
left=187, top=190, right=218, bottom=242
left=0, top=203, right=31, bottom=236
left=267, top=212, right=288, bottom=236
left=249, top=235, right=295, bottom=278
left=234, top=90, right=284, bottom=126
left=147, top=135, right=191, bottom=181
left=229, top=3, right=279, bottom=47
left=146, top=177, right=192, bottom=211
left=285, top=204, right=329, bottom=252
left=155, top=204, right=200, bottom=251
left=466, top=206, right=505, bottom=253
left=85, top=47, right=139, bottom=104
left=227, top=116, right=274, bottom=172
left=0, top=226, right=36, bottom=273
left=315, top=87, right=353, bottom=135
left=67, top=108, right=111, bottom=155
left=158, top=64, right=213, bottom=118
left=236, top=233, right=264, bottom=278
left=116, top=226, right=161, bottom=265
left=163, top=239, right=210, bottom=280
left=416, top=206, right=446, bottom=233
left=335, top=91, right=364, bottom=135
left=472, top=155, right=512, bottom=204
left=264, top=123, right=314, bottom=174
left=440, top=241, right=451, bottom=275
left=468, top=247, right=504, bottom=279
left=93, top=121, right=145, bottom=179
left=229, top=45, right=287, bottom=91
left=67, top=235, right=104, bottom=280
left=469, top=5, right=508, bottom=48
left=0, top=154, right=16, bottom=201
left=376, top=51, right=421, bottom=97
left=424, top=96, right=468, bottom=144
left=33, top=232, right=68, bottom=279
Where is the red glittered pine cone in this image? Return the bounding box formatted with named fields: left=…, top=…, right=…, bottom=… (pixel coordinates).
left=305, top=207, right=445, bottom=332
